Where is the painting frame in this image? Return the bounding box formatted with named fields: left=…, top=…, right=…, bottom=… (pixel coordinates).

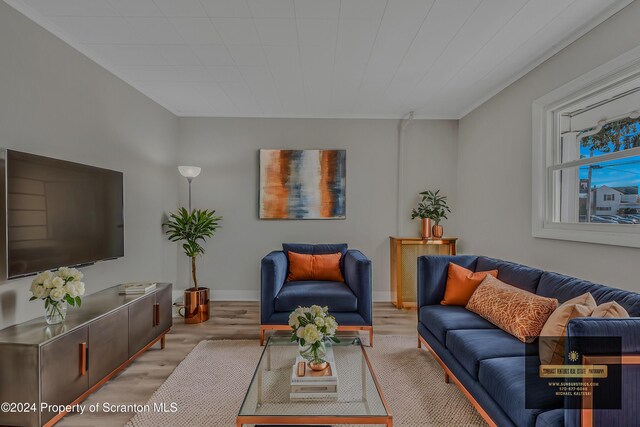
left=259, top=149, right=346, bottom=220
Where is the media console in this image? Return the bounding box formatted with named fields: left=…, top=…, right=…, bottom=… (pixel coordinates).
left=0, top=283, right=172, bottom=427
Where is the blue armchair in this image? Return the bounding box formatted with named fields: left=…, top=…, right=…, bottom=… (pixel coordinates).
left=260, top=243, right=373, bottom=346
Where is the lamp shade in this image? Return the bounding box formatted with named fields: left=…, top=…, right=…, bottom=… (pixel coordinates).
left=178, top=166, right=201, bottom=179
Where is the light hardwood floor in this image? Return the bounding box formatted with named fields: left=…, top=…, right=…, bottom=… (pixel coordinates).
left=59, top=301, right=416, bottom=426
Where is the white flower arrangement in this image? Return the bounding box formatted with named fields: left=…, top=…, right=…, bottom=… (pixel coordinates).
left=30, top=267, right=86, bottom=319
left=289, top=305, right=339, bottom=364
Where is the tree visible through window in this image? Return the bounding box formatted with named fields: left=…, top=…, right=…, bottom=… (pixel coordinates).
left=580, top=117, right=640, bottom=157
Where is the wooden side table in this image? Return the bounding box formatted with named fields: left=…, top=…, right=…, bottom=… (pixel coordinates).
left=389, top=236, right=457, bottom=309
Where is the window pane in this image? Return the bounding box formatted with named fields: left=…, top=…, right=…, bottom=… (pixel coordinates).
left=554, top=155, right=640, bottom=224
left=579, top=117, right=640, bottom=158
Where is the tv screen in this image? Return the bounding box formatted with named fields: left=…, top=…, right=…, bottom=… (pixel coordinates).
left=4, top=150, right=124, bottom=279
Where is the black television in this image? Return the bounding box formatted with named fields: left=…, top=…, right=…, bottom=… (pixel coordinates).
left=2, top=149, right=124, bottom=279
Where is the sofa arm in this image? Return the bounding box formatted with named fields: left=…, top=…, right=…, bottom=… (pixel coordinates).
left=344, top=249, right=372, bottom=325
left=564, top=317, right=640, bottom=427
left=567, top=317, right=640, bottom=353
left=417, top=255, right=478, bottom=308
left=260, top=251, right=288, bottom=324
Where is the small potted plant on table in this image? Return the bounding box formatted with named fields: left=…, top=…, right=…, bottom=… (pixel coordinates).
left=411, top=189, right=451, bottom=239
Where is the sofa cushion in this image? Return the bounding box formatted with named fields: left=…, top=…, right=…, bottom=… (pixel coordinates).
left=447, top=329, right=535, bottom=379
left=467, top=275, right=558, bottom=343
left=282, top=243, right=348, bottom=257
left=274, top=281, right=357, bottom=312
left=266, top=310, right=368, bottom=326
left=591, top=288, right=640, bottom=317
left=536, top=272, right=602, bottom=303
left=479, top=356, right=562, bottom=427
left=537, top=271, right=640, bottom=316
left=419, top=305, right=496, bottom=345
left=476, top=256, right=544, bottom=293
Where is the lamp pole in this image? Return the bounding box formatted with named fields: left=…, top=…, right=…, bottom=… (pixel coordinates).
left=178, top=166, right=202, bottom=288
left=187, top=177, right=193, bottom=212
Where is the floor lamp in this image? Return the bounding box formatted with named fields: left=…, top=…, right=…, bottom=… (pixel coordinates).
left=178, top=165, right=201, bottom=211
left=177, top=165, right=209, bottom=324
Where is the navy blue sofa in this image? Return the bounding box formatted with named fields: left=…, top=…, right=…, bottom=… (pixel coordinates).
left=417, top=255, right=640, bottom=427
left=260, top=243, right=372, bottom=345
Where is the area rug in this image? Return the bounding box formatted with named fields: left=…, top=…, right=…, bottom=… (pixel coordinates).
left=126, top=336, right=486, bottom=427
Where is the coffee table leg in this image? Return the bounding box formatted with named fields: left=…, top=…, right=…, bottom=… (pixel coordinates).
left=236, top=419, right=242, bottom=427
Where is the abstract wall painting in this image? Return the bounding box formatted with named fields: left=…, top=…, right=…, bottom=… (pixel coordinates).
left=259, top=149, right=346, bottom=219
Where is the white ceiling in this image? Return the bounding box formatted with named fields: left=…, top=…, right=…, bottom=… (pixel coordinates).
left=5, top=0, right=632, bottom=118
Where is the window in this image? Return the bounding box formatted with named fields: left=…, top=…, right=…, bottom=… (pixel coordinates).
left=533, top=48, right=640, bottom=247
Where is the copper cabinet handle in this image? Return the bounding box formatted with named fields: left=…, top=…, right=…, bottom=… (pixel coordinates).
left=80, top=342, right=87, bottom=375
left=154, top=303, right=160, bottom=326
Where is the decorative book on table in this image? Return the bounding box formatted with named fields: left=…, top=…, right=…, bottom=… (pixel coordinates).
left=290, top=345, right=338, bottom=401
left=119, top=282, right=157, bottom=294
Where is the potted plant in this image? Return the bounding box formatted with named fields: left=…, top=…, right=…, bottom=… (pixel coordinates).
left=411, top=190, right=451, bottom=239
left=164, top=207, right=222, bottom=324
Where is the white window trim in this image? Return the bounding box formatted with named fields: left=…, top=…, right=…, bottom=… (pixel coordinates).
left=532, top=46, right=640, bottom=248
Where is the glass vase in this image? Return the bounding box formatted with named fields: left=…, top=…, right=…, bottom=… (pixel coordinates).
left=45, top=300, right=67, bottom=325
left=299, top=340, right=327, bottom=363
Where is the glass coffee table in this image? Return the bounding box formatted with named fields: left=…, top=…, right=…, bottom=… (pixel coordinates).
left=237, top=336, right=392, bottom=426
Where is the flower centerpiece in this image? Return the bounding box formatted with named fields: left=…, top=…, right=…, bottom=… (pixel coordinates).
left=29, top=267, right=86, bottom=325
left=289, top=305, right=340, bottom=370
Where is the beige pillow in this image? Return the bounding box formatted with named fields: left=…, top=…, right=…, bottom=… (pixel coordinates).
left=539, top=293, right=596, bottom=365
left=591, top=301, right=630, bottom=318
left=466, top=275, right=558, bottom=343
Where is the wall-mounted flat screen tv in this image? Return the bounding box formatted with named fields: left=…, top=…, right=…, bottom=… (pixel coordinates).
left=2, top=149, right=124, bottom=279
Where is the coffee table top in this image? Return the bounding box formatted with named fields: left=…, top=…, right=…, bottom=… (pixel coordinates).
left=238, top=336, right=390, bottom=420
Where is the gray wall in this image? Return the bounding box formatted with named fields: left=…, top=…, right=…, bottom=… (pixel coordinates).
left=457, top=2, right=640, bottom=290
left=177, top=117, right=458, bottom=300
left=0, top=1, right=179, bottom=329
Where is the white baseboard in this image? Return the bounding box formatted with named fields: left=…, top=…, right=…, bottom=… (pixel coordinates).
left=173, top=289, right=390, bottom=302
left=211, top=290, right=260, bottom=301
left=373, top=291, right=391, bottom=302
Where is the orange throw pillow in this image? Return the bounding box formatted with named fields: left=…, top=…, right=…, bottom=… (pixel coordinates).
left=441, top=263, right=498, bottom=306
left=287, top=251, right=344, bottom=282
left=466, top=275, right=558, bottom=343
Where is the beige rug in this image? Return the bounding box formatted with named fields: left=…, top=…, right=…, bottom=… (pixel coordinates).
left=126, top=336, right=486, bottom=427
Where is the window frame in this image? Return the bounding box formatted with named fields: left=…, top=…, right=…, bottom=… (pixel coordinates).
left=532, top=47, right=640, bottom=248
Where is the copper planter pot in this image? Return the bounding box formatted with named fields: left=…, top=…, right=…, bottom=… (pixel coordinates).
left=420, top=218, right=433, bottom=239
left=432, top=225, right=444, bottom=239
left=184, top=287, right=210, bottom=324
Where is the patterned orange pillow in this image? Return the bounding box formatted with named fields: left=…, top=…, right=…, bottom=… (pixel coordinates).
left=466, top=275, right=558, bottom=343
